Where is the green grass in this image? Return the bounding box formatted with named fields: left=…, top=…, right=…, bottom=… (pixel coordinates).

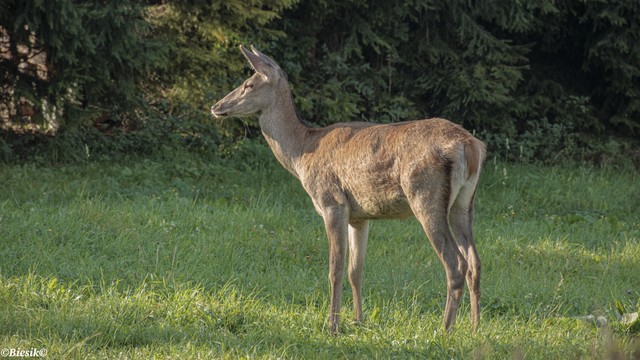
left=1, top=151, right=639, bottom=359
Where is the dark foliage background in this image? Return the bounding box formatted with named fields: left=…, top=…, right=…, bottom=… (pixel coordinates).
left=1, top=0, right=639, bottom=165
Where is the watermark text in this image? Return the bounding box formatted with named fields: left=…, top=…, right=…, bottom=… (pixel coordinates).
left=1, top=348, right=47, bottom=357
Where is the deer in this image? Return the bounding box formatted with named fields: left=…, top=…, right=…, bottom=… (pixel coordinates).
left=211, top=45, right=486, bottom=333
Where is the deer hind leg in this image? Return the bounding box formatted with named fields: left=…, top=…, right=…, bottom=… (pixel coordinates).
left=449, top=185, right=481, bottom=331
left=348, top=219, right=369, bottom=324
left=322, top=206, right=349, bottom=333
left=408, top=191, right=467, bottom=332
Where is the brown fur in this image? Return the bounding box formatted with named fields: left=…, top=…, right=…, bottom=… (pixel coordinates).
left=212, top=45, right=486, bottom=333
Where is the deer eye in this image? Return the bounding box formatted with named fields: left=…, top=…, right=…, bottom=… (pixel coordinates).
left=244, top=83, right=254, bottom=90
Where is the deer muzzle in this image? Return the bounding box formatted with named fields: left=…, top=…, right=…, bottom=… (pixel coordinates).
left=211, top=102, right=228, bottom=118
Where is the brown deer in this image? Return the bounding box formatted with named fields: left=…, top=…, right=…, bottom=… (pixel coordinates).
left=212, top=45, right=486, bottom=333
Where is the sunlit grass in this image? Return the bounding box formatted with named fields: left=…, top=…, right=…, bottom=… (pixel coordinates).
left=0, top=152, right=639, bottom=358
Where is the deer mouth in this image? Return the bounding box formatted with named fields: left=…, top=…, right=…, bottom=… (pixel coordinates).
left=211, top=104, right=229, bottom=117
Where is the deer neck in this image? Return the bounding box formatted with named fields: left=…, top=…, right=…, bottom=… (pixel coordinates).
left=258, top=83, right=309, bottom=178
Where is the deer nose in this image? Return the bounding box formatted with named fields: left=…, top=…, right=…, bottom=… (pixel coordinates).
left=211, top=103, right=219, bottom=114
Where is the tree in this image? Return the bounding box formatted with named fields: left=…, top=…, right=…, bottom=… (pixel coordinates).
left=0, top=0, right=166, bottom=134
left=2, top=0, right=637, bottom=163
left=270, top=0, right=639, bottom=161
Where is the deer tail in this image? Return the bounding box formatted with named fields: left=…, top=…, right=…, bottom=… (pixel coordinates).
left=464, top=138, right=486, bottom=181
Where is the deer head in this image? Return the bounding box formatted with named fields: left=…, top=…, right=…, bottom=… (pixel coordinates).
left=211, top=45, right=285, bottom=118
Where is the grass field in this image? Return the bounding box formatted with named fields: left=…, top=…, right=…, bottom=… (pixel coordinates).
left=1, top=149, right=639, bottom=359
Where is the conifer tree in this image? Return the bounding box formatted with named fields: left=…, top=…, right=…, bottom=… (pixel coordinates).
left=272, top=0, right=639, bottom=154
left=0, top=0, right=165, bottom=132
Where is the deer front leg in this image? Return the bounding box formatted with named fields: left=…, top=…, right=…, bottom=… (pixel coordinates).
left=323, top=206, right=349, bottom=333
left=348, top=220, right=369, bottom=324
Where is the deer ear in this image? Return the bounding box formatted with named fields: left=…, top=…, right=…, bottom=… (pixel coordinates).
left=250, top=45, right=280, bottom=70
left=240, top=44, right=278, bottom=80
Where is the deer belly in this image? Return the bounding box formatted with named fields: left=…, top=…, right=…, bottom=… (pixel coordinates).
left=346, top=189, right=413, bottom=220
